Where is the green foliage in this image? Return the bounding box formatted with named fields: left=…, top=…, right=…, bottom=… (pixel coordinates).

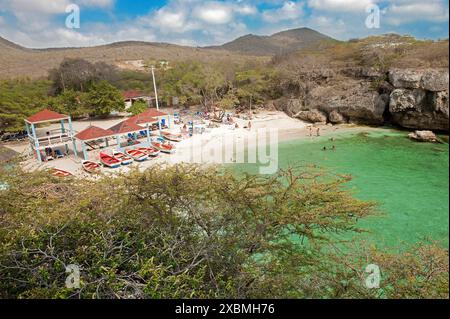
left=127, top=100, right=148, bottom=116
left=0, top=165, right=447, bottom=299
left=159, top=61, right=235, bottom=109
left=85, top=81, right=125, bottom=117
left=48, top=89, right=89, bottom=119
left=111, top=70, right=153, bottom=93
left=0, top=79, right=52, bottom=132
left=235, top=68, right=281, bottom=107
left=216, top=90, right=239, bottom=110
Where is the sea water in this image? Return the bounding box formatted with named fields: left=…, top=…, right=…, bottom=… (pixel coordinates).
left=232, top=129, right=449, bottom=249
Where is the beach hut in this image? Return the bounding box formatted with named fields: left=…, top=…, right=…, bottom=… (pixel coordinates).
left=138, top=108, right=171, bottom=130
left=74, top=126, right=115, bottom=160
left=24, top=109, right=77, bottom=163
left=108, top=120, right=147, bottom=150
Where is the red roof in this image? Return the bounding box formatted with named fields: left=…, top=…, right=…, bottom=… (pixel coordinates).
left=26, top=109, right=69, bottom=124
left=126, top=113, right=158, bottom=125
left=108, top=120, right=144, bottom=135
left=140, top=108, right=168, bottom=117
left=75, top=126, right=114, bottom=141
left=122, top=90, right=148, bottom=100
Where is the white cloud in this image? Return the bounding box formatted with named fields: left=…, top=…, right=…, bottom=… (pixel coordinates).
left=384, top=0, right=449, bottom=26
left=234, top=4, right=258, bottom=16
left=149, top=7, right=189, bottom=32
left=193, top=3, right=233, bottom=25
left=78, top=0, right=115, bottom=8
left=308, top=0, right=377, bottom=13
left=0, top=0, right=448, bottom=48
left=262, top=1, right=304, bottom=23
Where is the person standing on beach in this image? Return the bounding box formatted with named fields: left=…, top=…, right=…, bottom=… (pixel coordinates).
left=248, top=121, right=252, bottom=131
left=316, top=127, right=321, bottom=137
left=309, top=126, right=312, bottom=137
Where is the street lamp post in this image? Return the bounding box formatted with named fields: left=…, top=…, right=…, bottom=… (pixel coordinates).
left=151, top=65, right=162, bottom=130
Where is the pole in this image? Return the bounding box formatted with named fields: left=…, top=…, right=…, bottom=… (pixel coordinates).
left=152, top=66, right=162, bottom=131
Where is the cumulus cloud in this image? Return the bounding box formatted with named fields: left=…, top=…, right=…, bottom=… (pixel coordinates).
left=262, top=1, right=304, bottom=23
left=384, top=0, right=449, bottom=26
left=0, top=0, right=448, bottom=48
left=308, top=0, right=377, bottom=13
left=193, top=3, right=234, bottom=24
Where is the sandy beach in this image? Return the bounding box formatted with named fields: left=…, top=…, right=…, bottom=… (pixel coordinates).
left=3, top=110, right=375, bottom=177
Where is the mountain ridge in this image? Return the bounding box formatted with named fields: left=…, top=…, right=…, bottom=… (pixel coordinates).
left=0, top=27, right=335, bottom=53
left=206, top=27, right=337, bottom=55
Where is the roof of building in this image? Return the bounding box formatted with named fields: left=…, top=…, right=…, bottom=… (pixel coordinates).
left=74, top=126, right=114, bottom=141
left=26, top=109, right=69, bottom=124
left=122, top=90, right=149, bottom=100
left=139, top=108, right=168, bottom=117
left=108, top=120, right=144, bottom=135
left=126, top=113, right=158, bottom=126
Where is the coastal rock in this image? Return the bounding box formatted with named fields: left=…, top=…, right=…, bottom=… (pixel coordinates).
left=310, top=81, right=387, bottom=125
left=328, top=110, right=346, bottom=124
left=389, top=69, right=422, bottom=89
left=389, top=89, right=426, bottom=113
left=294, top=109, right=327, bottom=123
left=408, top=130, right=438, bottom=143
left=282, top=99, right=305, bottom=117
left=389, top=89, right=449, bottom=131
left=421, top=70, right=449, bottom=92
left=431, top=91, right=449, bottom=117
left=276, top=68, right=449, bottom=131
left=388, top=68, right=449, bottom=91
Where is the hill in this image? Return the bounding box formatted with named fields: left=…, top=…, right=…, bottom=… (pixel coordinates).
left=208, top=27, right=337, bottom=55
left=0, top=38, right=268, bottom=79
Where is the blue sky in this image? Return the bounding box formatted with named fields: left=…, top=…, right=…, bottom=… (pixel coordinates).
left=0, top=0, right=448, bottom=48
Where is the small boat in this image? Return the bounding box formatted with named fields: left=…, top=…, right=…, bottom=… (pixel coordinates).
left=151, top=141, right=176, bottom=154
left=136, top=147, right=160, bottom=157
left=82, top=161, right=101, bottom=173
left=100, top=152, right=121, bottom=168
left=113, top=151, right=133, bottom=165
left=51, top=168, right=73, bottom=178
left=161, top=131, right=183, bottom=142
left=125, top=149, right=149, bottom=162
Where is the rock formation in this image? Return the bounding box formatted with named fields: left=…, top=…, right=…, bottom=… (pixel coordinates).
left=274, top=67, right=449, bottom=131
left=408, top=130, right=438, bottom=143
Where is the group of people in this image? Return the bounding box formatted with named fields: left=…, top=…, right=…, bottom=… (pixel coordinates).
left=309, top=126, right=321, bottom=137
left=41, top=147, right=64, bottom=161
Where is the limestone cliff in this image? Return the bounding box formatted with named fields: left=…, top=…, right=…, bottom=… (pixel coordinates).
left=274, top=68, right=449, bottom=131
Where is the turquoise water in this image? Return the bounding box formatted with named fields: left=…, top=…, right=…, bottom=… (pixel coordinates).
left=233, top=129, right=449, bottom=249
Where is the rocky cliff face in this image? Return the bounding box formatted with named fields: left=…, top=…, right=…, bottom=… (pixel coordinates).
left=274, top=68, right=449, bottom=131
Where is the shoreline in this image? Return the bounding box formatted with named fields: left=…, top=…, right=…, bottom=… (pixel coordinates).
left=1, top=110, right=409, bottom=177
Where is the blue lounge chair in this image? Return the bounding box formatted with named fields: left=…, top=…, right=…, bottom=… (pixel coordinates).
left=55, top=149, right=64, bottom=158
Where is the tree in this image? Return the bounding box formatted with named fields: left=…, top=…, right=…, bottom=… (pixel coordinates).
left=218, top=89, right=239, bottom=108
left=234, top=68, right=280, bottom=109
left=85, top=81, right=125, bottom=117
left=49, top=58, right=118, bottom=95
left=127, top=100, right=148, bottom=116
left=48, top=89, right=88, bottom=119
left=0, top=164, right=447, bottom=299
left=0, top=79, right=51, bottom=132
left=160, top=61, right=228, bottom=110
